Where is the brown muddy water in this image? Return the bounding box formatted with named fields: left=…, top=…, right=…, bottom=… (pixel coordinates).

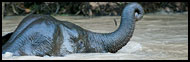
left=2, top=14, right=188, bottom=60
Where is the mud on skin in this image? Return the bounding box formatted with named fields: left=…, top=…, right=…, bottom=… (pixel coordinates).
left=2, top=3, right=144, bottom=56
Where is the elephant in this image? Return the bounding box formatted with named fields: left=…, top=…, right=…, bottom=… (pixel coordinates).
left=2, top=2, right=144, bottom=56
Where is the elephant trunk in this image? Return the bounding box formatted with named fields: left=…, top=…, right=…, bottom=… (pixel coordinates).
left=87, top=3, right=144, bottom=53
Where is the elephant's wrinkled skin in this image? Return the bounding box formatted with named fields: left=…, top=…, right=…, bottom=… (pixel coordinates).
left=2, top=3, right=144, bottom=56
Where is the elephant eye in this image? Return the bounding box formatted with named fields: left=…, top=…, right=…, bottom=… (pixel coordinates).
left=78, top=40, right=84, bottom=47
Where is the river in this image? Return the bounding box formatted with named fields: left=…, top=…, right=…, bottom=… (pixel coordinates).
left=2, top=13, right=188, bottom=60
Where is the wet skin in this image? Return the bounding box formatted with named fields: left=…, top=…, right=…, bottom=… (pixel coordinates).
left=2, top=3, right=144, bottom=56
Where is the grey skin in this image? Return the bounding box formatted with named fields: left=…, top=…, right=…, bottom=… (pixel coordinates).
left=2, top=3, right=144, bottom=56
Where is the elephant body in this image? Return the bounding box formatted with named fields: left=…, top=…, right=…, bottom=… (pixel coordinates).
left=2, top=3, right=144, bottom=56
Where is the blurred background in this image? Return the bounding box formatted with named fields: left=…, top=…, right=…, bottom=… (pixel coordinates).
left=2, top=2, right=188, bottom=18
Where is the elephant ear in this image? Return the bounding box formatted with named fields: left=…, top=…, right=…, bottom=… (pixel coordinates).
left=2, top=32, right=13, bottom=45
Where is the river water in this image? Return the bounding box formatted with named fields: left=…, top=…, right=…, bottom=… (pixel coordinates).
left=2, top=13, right=188, bottom=60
